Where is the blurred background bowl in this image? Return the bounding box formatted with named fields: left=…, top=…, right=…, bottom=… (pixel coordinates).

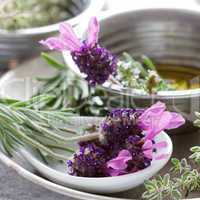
left=0, top=0, right=105, bottom=63
left=63, top=5, right=200, bottom=127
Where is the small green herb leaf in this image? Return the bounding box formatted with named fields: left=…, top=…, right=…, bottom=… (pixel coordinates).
left=41, top=52, right=66, bottom=70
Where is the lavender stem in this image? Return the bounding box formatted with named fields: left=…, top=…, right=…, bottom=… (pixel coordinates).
left=64, top=132, right=100, bottom=142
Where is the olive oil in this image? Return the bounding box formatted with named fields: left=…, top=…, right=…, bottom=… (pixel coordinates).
left=157, top=65, right=200, bottom=90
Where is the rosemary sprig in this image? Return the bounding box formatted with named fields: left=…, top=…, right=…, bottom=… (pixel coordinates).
left=0, top=95, right=101, bottom=161
left=35, top=53, right=120, bottom=116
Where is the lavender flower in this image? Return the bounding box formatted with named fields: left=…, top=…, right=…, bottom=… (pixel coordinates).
left=67, top=108, right=147, bottom=177
left=40, top=17, right=117, bottom=85
left=101, top=108, right=141, bottom=143
left=67, top=102, right=185, bottom=178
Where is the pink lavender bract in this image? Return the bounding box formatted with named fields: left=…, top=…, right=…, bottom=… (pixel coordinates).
left=106, top=150, right=132, bottom=176
left=67, top=103, right=184, bottom=177
left=40, top=17, right=117, bottom=85
left=138, top=101, right=185, bottom=141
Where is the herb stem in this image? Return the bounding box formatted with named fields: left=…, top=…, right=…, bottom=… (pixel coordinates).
left=46, top=145, right=75, bottom=153
left=62, top=132, right=100, bottom=142
left=109, top=75, right=123, bottom=86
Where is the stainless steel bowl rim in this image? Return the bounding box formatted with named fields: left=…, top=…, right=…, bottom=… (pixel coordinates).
left=64, top=5, right=200, bottom=100
left=0, top=0, right=105, bottom=37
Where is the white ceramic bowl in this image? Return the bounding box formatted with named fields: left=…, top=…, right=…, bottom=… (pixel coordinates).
left=20, top=131, right=172, bottom=194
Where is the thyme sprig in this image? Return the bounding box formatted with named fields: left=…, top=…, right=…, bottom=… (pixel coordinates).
left=143, top=112, right=200, bottom=200
left=142, top=152, right=200, bottom=200
left=190, top=146, right=200, bottom=165
left=116, top=53, right=172, bottom=94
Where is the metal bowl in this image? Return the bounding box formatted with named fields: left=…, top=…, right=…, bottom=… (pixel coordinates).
left=64, top=4, right=200, bottom=125
left=0, top=0, right=105, bottom=62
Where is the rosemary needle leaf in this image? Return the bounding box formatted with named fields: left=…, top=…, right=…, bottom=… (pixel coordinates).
left=41, top=52, right=66, bottom=70
left=10, top=94, right=55, bottom=109
left=0, top=98, right=19, bottom=105
left=0, top=115, right=68, bottom=160
left=0, top=95, right=81, bottom=160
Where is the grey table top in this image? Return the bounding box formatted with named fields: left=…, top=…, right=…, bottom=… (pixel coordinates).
left=0, top=161, right=74, bottom=200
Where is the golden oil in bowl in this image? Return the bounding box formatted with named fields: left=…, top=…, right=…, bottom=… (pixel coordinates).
left=158, top=65, right=200, bottom=90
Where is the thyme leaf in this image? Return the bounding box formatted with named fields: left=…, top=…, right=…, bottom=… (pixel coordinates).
left=116, top=53, right=172, bottom=94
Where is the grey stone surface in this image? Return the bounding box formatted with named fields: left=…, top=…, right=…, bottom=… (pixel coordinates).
left=0, top=163, right=73, bottom=200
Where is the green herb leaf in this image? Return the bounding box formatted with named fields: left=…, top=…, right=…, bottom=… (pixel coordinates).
left=0, top=0, right=71, bottom=30
left=41, top=52, right=66, bottom=70
left=117, top=53, right=172, bottom=94
left=190, top=146, right=200, bottom=165
left=142, top=55, right=156, bottom=71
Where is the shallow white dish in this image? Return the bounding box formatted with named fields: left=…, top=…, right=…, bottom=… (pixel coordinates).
left=20, top=129, right=172, bottom=194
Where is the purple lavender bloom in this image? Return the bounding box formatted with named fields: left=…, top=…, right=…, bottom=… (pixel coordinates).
left=67, top=141, right=108, bottom=177
left=67, top=103, right=185, bottom=178
left=71, top=42, right=117, bottom=85
left=100, top=108, right=142, bottom=153
left=124, top=135, right=152, bottom=172
left=67, top=108, right=146, bottom=177
left=40, top=17, right=117, bottom=85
